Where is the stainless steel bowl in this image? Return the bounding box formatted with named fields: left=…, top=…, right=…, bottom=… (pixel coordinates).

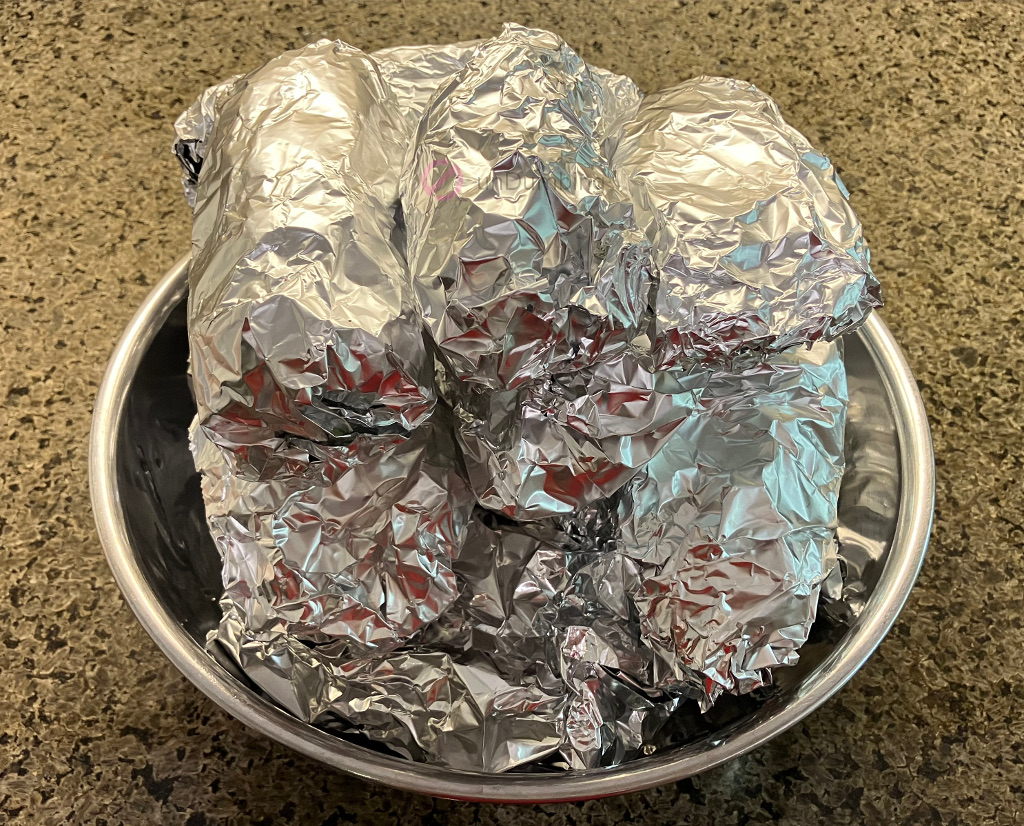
left=89, top=255, right=933, bottom=803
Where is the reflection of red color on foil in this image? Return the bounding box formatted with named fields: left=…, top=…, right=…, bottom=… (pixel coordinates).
left=421, top=158, right=463, bottom=202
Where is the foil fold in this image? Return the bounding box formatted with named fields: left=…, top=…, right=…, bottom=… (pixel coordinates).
left=371, top=39, right=483, bottom=133
left=172, top=75, right=243, bottom=209
left=450, top=348, right=707, bottom=519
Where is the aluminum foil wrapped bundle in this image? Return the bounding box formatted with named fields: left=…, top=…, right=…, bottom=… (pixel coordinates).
left=451, top=349, right=707, bottom=519
left=176, top=28, right=877, bottom=774
left=212, top=510, right=686, bottom=771
left=208, top=340, right=849, bottom=768
left=615, top=76, right=882, bottom=368
left=397, top=24, right=664, bottom=519
left=181, top=40, right=435, bottom=441
left=402, top=24, right=649, bottom=390
left=215, top=598, right=566, bottom=770
left=193, top=410, right=473, bottom=652
left=178, top=41, right=478, bottom=653
left=618, top=341, right=848, bottom=708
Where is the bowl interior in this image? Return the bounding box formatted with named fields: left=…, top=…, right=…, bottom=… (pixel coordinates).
left=106, top=264, right=915, bottom=800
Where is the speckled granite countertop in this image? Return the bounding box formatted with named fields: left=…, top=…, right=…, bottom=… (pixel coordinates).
left=2, top=0, right=1023, bottom=823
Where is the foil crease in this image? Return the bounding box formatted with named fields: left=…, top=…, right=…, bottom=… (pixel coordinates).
left=182, top=40, right=435, bottom=440
left=401, top=24, right=650, bottom=390
left=176, top=30, right=871, bottom=774
left=172, top=75, right=243, bottom=209
left=371, top=40, right=484, bottom=133
left=450, top=348, right=707, bottom=519
left=615, top=76, right=882, bottom=368
left=618, top=341, right=848, bottom=708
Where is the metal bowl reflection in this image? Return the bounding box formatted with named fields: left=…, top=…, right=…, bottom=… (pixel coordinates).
left=89, top=255, right=933, bottom=803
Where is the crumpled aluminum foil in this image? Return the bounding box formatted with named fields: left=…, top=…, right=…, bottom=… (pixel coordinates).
left=172, top=75, right=243, bottom=209
left=371, top=40, right=483, bottom=133
left=401, top=24, right=650, bottom=391
left=180, top=39, right=435, bottom=441
left=395, top=24, right=663, bottom=519
left=618, top=341, right=848, bottom=708
left=435, top=513, right=690, bottom=770
left=178, top=42, right=476, bottom=652
left=214, top=511, right=688, bottom=771
left=192, top=407, right=473, bottom=653
left=179, top=28, right=874, bottom=773
left=615, top=76, right=882, bottom=368
left=216, top=597, right=567, bottom=771
left=450, top=347, right=707, bottom=520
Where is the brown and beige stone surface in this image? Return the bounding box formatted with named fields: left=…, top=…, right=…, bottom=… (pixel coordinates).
left=1, top=1, right=1023, bottom=823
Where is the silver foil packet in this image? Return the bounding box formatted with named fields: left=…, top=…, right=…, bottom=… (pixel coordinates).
left=193, top=407, right=473, bottom=653
left=215, top=512, right=685, bottom=772
left=618, top=341, right=848, bottom=708
left=216, top=598, right=568, bottom=771
left=401, top=24, right=650, bottom=391
left=210, top=339, right=847, bottom=767
left=615, top=76, right=882, bottom=368
left=181, top=40, right=435, bottom=441
left=394, top=24, right=660, bottom=519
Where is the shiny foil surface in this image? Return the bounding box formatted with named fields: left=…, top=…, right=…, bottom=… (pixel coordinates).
left=181, top=40, right=435, bottom=441
left=192, top=409, right=473, bottom=653
left=615, top=76, right=882, bottom=368
left=450, top=348, right=707, bottom=519
left=208, top=339, right=848, bottom=768
left=618, top=341, right=848, bottom=708
left=371, top=40, right=483, bottom=134
left=178, top=27, right=878, bottom=773
left=401, top=24, right=650, bottom=391
left=172, top=75, right=242, bottom=209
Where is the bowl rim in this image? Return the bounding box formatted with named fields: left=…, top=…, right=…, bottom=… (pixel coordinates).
left=89, top=254, right=934, bottom=803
